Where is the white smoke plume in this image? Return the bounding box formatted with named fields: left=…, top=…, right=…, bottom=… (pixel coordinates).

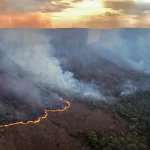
left=0, top=29, right=104, bottom=101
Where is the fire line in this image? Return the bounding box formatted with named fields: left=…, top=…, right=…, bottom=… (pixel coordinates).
left=0, top=99, right=70, bottom=128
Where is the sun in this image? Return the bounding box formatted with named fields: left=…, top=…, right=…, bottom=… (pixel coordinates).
left=76, top=0, right=104, bottom=9
left=51, top=0, right=105, bottom=24
left=70, top=0, right=105, bottom=16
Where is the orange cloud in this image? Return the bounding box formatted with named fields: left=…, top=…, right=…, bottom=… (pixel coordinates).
left=0, top=0, right=8, bottom=12
left=81, top=13, right=150, bottom=28
left=0, top=0, right=150, bottom=28
left=0, top=12, right=52, bottom=28
left=0, top=11, right=150, bottom=28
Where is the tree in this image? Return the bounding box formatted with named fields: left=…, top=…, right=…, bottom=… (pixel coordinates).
left=127, top=144, right=138, bottom=150
left=87, top=131, right=99, bottom=148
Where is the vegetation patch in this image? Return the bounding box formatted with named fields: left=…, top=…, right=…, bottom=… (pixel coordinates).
left=77, top=90, right=150, bottom=150
left=78, top=130, right=148, bottom=150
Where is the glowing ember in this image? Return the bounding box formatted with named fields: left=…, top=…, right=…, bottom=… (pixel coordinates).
left=0, top=99, right=70, bottom=128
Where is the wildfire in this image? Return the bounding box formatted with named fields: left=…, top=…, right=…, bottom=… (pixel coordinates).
left=0, top=99, right=70, bottom=128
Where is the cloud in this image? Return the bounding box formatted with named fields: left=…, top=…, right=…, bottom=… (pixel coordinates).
left=0, top=0, right=8, bottom=12
left=80, top=7, right=150, bottom=28
left=0, top=12, right=52, bottom=28
left=1, top=0, right=150, bottom=14
left=38, top=0, right=72, bottom=12
left=0, top=0, right=150, bottom=28
left=83, top=15, right=120, bottom=28
left=0, top=0, right=41, bottom=12
left=104, top=0, right=134, bottom=13
left=104, top=0, right=150, bottom=14
left=83, top=15, right=150, bottom=28
left=0, top=0, right=73, bottom=13
left=1, top=11, right=150, bottom=28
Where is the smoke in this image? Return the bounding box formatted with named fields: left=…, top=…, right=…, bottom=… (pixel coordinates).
left=120, top=80, right=137, bottom=96
left=1, top=28, right=149, bottom=109
left=88, top=29, right=150, bottom=73
left=2, top=28, right=150, bottom=123
left=51, top=29, right=150, bottom=75
left=46, top=28, right=150, bottom=97
left=0, top=29, right=104, bottom=102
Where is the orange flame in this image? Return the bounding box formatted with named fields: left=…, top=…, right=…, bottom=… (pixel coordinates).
left=0, top=99, right=70, bottom=128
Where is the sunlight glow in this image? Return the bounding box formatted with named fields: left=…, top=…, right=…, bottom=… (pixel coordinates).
left=52, top=0, right=105, bottom=20
left=76, top=0, right=103, bottom=9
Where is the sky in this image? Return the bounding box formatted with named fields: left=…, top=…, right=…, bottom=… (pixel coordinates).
left=0, top=0, right=150, bottom=28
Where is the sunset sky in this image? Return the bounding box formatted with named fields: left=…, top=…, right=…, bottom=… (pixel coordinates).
left=0, top=0, right=150, bottom=28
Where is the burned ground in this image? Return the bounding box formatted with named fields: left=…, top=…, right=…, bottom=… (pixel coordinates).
left=0, top=102, right=126, bottom=150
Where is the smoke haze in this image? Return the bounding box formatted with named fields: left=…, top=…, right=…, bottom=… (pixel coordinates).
left=0, top=28, right=150, bottom=109
left=88, top=29, right=150, bottom=73
left=47, top=28, right=150, bottom=96
left=0, top=29, right=104, bottom=105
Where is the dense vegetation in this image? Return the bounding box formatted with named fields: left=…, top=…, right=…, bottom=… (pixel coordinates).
left=113, top=90, right=150, bottom=144
left=78, top=90, right=150, bottom=150
left=78, top=130, right=148, bottom=150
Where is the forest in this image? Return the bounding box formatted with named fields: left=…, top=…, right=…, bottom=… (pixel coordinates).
left=77, top=90, right=150, bottom=150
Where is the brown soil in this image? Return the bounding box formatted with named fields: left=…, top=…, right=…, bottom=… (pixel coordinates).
left=0, top=102, right=126, bottom=150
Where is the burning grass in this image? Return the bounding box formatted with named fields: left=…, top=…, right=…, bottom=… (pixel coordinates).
left=0, top=99, right=70, bottom=128
left=0, top=87, right=70, bottom=128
